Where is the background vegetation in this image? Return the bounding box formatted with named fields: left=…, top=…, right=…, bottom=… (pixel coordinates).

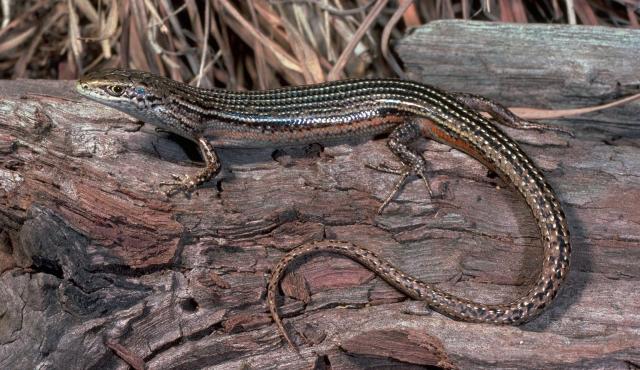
left=0, top=0, right=637, bottom=88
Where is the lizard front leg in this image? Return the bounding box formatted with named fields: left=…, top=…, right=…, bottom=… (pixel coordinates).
left=161, top=137, right=221, bottom=196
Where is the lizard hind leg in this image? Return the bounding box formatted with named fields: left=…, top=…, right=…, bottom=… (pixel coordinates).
left=367, top=121, right=432, bottom=214
left=451, top=92, right=573, bottom=136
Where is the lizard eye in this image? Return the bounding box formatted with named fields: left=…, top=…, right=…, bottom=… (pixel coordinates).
left=106, top=85, right=125, bottom=97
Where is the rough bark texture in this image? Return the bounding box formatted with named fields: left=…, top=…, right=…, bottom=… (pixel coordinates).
left=1, top=20, right=639, bottom=369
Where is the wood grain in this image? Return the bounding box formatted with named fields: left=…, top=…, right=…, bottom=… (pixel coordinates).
left=1, top=20, right=639, bottom=369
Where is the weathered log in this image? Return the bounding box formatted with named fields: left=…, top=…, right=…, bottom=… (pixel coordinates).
left=1, top=20, right=639, bottom=369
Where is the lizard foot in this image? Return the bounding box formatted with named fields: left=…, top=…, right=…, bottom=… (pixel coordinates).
left=366, top=162, right=432, bottom=214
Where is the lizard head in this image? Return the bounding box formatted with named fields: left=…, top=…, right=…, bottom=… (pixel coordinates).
left=76, top=68, right=171, bottom=128
left=77, top=68, right=146, bottom=103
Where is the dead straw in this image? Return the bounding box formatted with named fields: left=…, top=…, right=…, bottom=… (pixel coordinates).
left=0, top=0, right=635, bottom=86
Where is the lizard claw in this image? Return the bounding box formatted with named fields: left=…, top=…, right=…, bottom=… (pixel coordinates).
left=365, top=162, right=404, bottom=175
left=416, top=169, right=433, bottom=198
left=159, top=173, right=197, bottom=196
left=367, top=161, right=434, bottom=214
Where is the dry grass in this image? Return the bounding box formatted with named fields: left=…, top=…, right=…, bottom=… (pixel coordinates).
left=0, top=0, right=637, bottom=87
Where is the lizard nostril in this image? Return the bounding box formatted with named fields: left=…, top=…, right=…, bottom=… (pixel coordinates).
left=82, top=84, right=88, bottom=90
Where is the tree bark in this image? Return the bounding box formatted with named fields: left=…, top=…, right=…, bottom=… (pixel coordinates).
left=1, top=20, right=639, bottom=369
